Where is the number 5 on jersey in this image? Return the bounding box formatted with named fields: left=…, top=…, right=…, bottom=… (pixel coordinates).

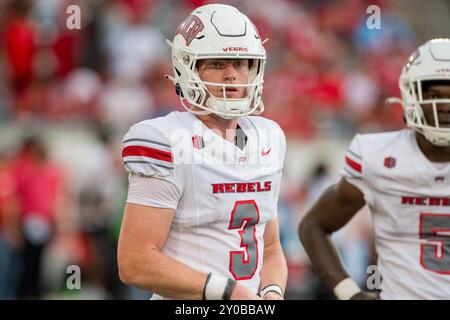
left=420, top=213, right=450, bottom=274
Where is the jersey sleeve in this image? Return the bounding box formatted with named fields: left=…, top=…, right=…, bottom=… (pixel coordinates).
left=126, top=174, right=181, bottom=209
left=121, top=122, right=183, bottom=208
left=339, top=134, right=372, bottom=204
left=341, top=134, right=363, bottom=180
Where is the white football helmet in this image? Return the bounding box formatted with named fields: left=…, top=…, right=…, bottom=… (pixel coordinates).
left=165, top=4, right=266, bottom=119
left=389, top=38, right=450, bottom=147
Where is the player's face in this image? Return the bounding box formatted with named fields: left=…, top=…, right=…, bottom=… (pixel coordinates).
left=196, top=59, right=250, bottom=99
left=421, top=82, right=450, bottom=128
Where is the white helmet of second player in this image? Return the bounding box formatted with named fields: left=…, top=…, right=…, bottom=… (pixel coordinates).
left=166, top=4, right=266, bottom=119
left=395, top=38, right=450, bottom=147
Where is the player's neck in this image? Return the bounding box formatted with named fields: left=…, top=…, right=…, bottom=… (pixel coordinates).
left=415, top=132, right=450, bottom=163
left=195, top=113, right=238, bottom=143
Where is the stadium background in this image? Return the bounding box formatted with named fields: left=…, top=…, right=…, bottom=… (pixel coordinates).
left=0, top=0, right=449, bottom=299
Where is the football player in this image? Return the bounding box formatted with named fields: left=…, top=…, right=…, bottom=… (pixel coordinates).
left=299, top=38, right=450, bottom=300
left=118, top=4, right=287, bottom=300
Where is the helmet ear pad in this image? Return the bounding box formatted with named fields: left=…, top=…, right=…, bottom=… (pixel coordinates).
left=172, top=53, right=206, bottom=105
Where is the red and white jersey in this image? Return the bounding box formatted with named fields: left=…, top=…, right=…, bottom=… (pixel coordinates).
left=122, top=111, right=286, bottom=299
left=342, top=129, right=450, bottom=299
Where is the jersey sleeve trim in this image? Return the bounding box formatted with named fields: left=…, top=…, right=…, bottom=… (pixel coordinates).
left=345, top=156, right=362, bottom=173
left=343, top=167, right=361, bottom=179
left=341, top=135, right=363, bottom=179
left=347, top=149, right=362, bottom=161
left=122, top=145, right=173, bottom=163
left=121, top=123, right=177, bottom=178
left=123, top=137, right=171, bottom=149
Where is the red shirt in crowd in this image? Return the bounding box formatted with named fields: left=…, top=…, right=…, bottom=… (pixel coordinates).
left=14, top=154, right=64, bottom=224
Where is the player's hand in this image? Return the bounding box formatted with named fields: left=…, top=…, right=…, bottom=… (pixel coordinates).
left=230, top=282, right=263, bottom=300
left=350, top=291, right=380, bottom=300
left=262, top=292, right=284, bottom=300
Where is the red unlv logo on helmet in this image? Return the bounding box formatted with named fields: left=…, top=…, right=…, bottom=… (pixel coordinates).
left=175, top=15, right=204, bottom=46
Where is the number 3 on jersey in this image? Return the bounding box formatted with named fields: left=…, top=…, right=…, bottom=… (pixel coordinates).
left=228, top=200, right=260, bottom=280
left=419, top=213, right=450, bottom=274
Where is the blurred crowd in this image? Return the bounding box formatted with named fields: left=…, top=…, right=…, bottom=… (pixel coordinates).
left=0, top=0, right=445, bottom=299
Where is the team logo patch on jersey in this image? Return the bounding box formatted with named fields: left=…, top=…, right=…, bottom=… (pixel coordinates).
left=384, top=157, right=396, bottom=169
left=192, top=135, right=205, bottom=150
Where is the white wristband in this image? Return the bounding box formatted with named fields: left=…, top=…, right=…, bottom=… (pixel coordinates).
left=204, top=274, right=230, bottom=300
left=333, top=278, right=361, bottom=300
left=259, top=284, right=283, bottom=298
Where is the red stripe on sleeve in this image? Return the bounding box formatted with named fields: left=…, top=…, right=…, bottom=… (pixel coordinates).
left=122, top=145, right=173, bottom=163
left=345, top=156, right=362, bottom=173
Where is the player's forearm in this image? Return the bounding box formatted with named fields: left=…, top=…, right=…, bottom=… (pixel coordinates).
left=299, top=217, right=349, bottom=290
left=259, top=241, right=288, bottom=295
left=118, top=248, right=207, bottom=299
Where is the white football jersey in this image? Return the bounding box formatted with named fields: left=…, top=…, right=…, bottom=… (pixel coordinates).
left=342, top=129, right=450, bottom=300
left=122, top=111, right=286, bottom=299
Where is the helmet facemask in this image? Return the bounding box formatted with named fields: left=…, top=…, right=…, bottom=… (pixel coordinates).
left=167, top=42, right=265, bottom=119
left=388, top=39, right=450, bottom=147
left=400, top=77, right=450, bottom=147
